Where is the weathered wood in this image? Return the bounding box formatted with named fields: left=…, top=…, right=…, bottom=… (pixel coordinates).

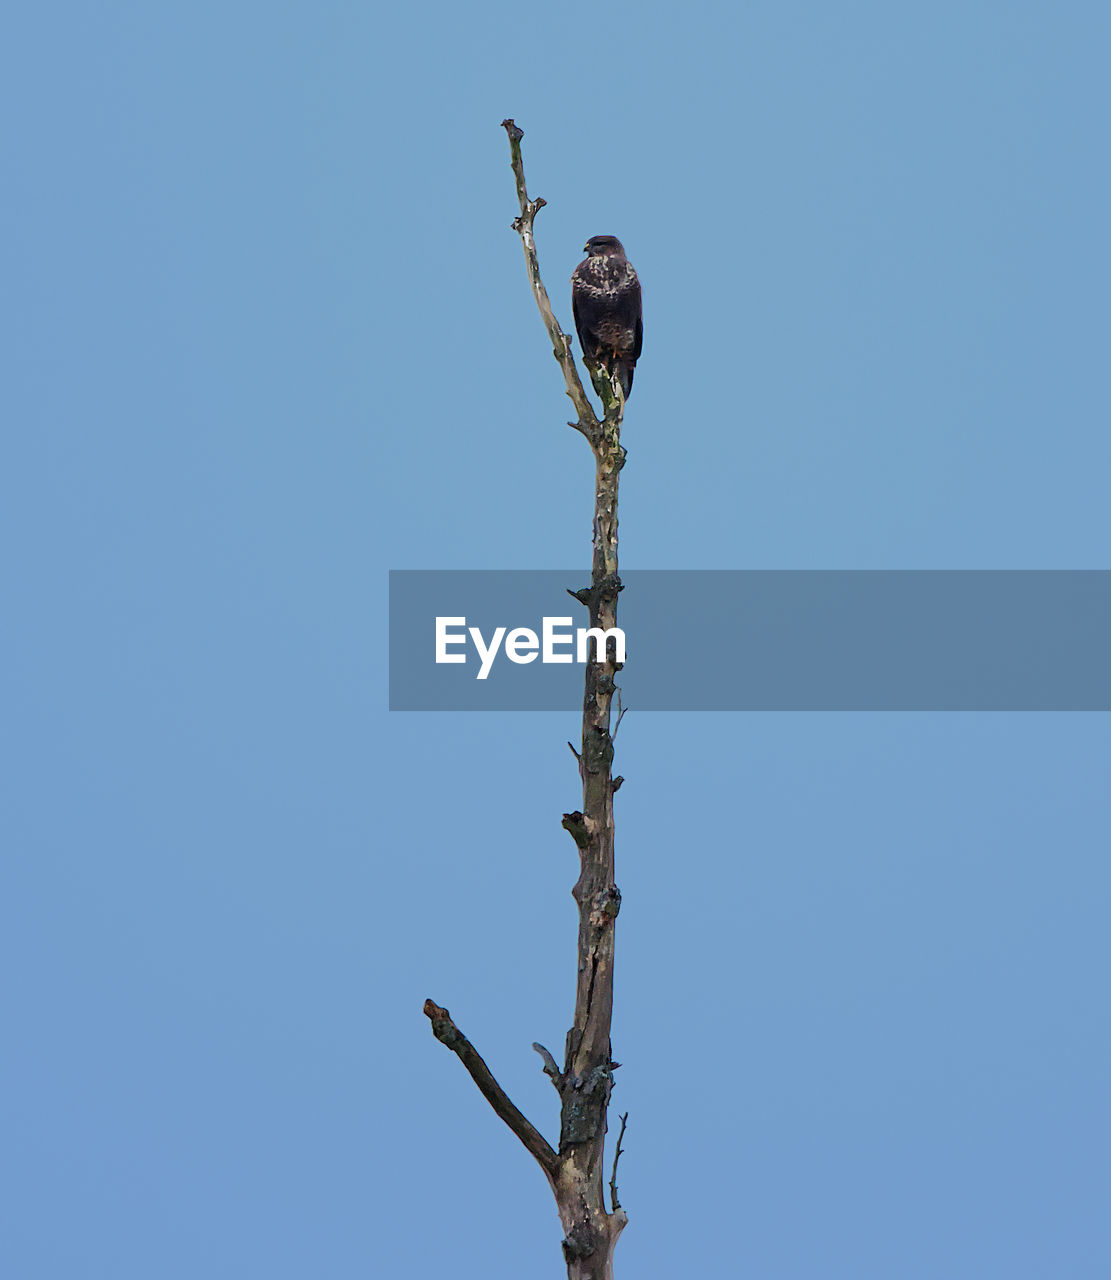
left=423, top=999, right=559, bottom=1180
left=424, top=119, right=629, bottom=1280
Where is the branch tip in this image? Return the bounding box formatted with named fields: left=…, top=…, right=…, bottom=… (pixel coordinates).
left=561, top=811, right=590, bottom=849
left=532, top=1042, right=562, bottom=1086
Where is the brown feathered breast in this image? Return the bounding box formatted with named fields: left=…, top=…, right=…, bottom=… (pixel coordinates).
left=571, top=236, right=643, bottom=399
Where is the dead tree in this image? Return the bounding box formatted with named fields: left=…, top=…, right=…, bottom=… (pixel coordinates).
left=422, top=119, right=629, bottom=1280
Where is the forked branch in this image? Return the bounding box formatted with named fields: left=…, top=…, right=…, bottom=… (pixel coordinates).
left=500, top=118, right=604, bottom=438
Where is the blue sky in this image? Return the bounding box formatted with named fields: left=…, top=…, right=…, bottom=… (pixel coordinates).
left=4, top=2, right=1110, bottom=1276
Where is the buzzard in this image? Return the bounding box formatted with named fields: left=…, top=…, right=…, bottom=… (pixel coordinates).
left=571, top=236, right=643, bottom=399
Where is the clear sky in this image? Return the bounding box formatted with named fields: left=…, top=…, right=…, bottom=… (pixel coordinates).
left=4, top=2, right=1110, bottom=1277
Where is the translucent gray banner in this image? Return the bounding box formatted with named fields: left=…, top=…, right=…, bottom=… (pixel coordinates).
left=388, top=571, right=1111, bottom=710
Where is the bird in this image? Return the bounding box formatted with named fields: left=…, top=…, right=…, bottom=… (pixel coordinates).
left=571, top=236, right=643, bottom=399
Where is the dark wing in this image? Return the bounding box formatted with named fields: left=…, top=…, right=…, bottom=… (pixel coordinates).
left=616, top=276, right=642, bottom=360
left=571, top=272, right=605, bottom=363
left=615, top=276, right=642, bottom=397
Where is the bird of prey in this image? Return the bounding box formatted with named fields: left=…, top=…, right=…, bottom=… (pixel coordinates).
left=571, top=236, right=643, bottom=399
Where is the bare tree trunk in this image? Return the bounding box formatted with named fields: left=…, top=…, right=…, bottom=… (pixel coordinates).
left=423, top=120, right=629, bottom=1279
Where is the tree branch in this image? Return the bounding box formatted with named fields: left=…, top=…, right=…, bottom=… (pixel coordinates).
left=533, top=1041, right=563, bottom=1087
left=423, top=999, right=558, bottom=1179
left=500, top=119, right=599, bottom=436
left=425, top=120, right=629, bottom=1280
left=608, top=1112, right=629, bottom=1213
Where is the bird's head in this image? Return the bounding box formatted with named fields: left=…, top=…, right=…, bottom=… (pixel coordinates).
left=583, top=235, right=626, bottom=257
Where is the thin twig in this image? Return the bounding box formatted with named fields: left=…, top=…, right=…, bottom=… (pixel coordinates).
left=611, top=689, right=628, bottom=741
left=423, top=999, right=559, bottom=1179
left=609, top=1112, right=629, bottom=1212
